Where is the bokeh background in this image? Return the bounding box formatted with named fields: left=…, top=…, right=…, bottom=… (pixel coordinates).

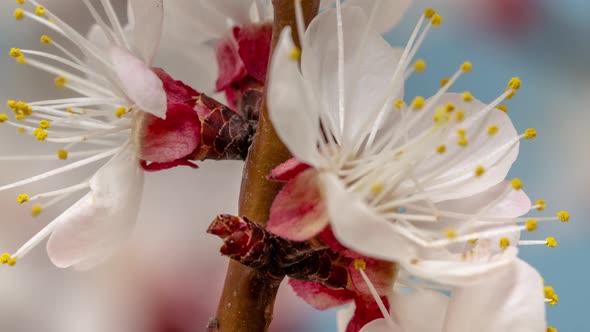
left=0, top=0, right=587, bottom=331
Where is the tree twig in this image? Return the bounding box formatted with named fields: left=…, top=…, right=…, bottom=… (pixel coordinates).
left=210, top=1, right=319, bottom=331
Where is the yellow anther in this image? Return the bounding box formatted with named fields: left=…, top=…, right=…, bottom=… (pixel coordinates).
left=16, top=0, right=26, bottom=4
left=499, top=237, right=510, bottom=249
left=14, top=8, right=25, bottom=20
left=436, top=144, right=446, bottom=154
left=457, top=137, right=468, bottom=147
left=496, top=104, right=508, bottom=113
left=40, top=35, right=52, bottom=44
left=17, top=127, right=26, bottom=134
left=0, top=114, right=7, bottom=123
left=547, top=327, right=558, bottom=332
left=445, top=102, right=455, bottom=113
left=461, top=61, right=473, bottom=73
left=394, top=99, right=405, bottom=109
left=508, top=77, right=522, bottom=90
left=524, top=128, right=537, bottom=140
left=289, top=47, right=301, bottom=61
left=31, top=204, right=42, bottom=217
left=433, top=107, right=450, bottom=124
left=7, top=257, right=17, bottom=266
left=412, top=96, right=425, bottom=109
left=115, top=106, right=127, bottom=118
left=505, top=89, right=516, bottom=100
left=15, top=101, right=26, bottom=111
left=0, top=253, right=11, bottom=264
left=545, top=237, right=557, bottom=248
left=487, top=125, right=499, bottom=136
left=22, top=103, right=32, bottom=115
left=474, top=165, right=485, bottom=177
left=511, top=178, right=523, bottom=190
left=57, top=149, right=68, bottom=160
left=431, top=14, right=443, bottom=26
left=424, top=8, right=436, bottom=19
left=54, top=76, right=67, bottom=88
left=440, top=77, right=450, bottom=87
left=455, top=110, right=465, bottom=122
left=462, top=91, right=473, bottom=102
left=548, top=293, right=559, bottom=306
left=17, top=193, right=29, bottom=204
left=556, top=210, right=569, bottom=223
left=16, top=55, right=26, bottom=64
left=38, top=120, right=51, bottom=129
left=535, top=199, right=546, bottom=211
left=457, top=128, right=466, bottom=137
left=34, top=6, right=45, bottom=16
left=544, top=286, right=555, bottom=298
left=33, top=128, right=48, bottom=142
left=525, top=219, right=538, bottom=232
left=7, top=100, right=17, bottom=108
left=468, top=237, right=478, bottom=244
left=9, top=48, right=22, bottom=58
left=15, top=113, right=25, bottom=121
left=414, top=59, right=426, bottom=72
left=371, top=183, right=383, bottom=195
left=353, top=259, right=366, bottom=270
left=66, top=108, right=74, bottom=114
left=445, top=228, right=456, bottom=239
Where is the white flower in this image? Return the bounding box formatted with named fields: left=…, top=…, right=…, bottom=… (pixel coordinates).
left=320, top=0, right=412, bottom=33
left=338, top=259, right=547, bottom=332
left=168, top=0, right=410, bottom=40
left=267, top=4, right=568, bottom=284
left=0, top=0, right=166, bottom=269
left=160, top=0, right=411, bottom=96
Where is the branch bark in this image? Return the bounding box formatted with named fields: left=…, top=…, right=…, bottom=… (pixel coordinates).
left=210, top=1, right=320, bottom=331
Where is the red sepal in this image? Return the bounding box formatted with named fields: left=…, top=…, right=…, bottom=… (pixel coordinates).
left=140, top=159, right=198, bottom=172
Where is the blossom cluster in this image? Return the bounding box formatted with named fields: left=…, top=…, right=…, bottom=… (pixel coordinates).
left=0, top=1, right=568, bottom=331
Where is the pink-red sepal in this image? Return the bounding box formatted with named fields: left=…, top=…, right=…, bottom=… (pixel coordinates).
left=289, top=278, right=354, bottom=310
left=140, top=159, right=198, bottom=172
left=215, top=23, right=272, bottom=109
left=268, top=169, right=329, bottom=241
left=346, top=297, right=391, bottom=332
left=268, top=158, right=312, bottom=182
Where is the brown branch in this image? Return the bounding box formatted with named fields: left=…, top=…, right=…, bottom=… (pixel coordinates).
left=210, top=1, right=319, bottom=331
left=208, top=215, right=350, bottom=289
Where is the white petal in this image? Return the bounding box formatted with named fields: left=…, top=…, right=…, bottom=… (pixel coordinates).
left=87, top=24, right=110, bottom=48
left=402, top=247, right=518, bottom=286
left=442, top=259, right=546, bottom=332
left=85, top=24, right=114, bottom=81
left=110, top=46, right=167, bottom=118
left=359, top=319, right=402, bottom=332
left=410, top=93, right=519, bottom=201
left=155, top=41, right=218, bottom=95
left=302, top=6, right=400, bottom=142
left=390, top=289, right=448, bottom=332
left=46, top=146, right=144, bottom=269
left=126, top=0, right=135, bottom=27
left=206, top=0, right=256, bottom=26
left=337, top=304, right=356, bottom=332
left=164, top=0, right=232, bottom=43
left=344, top=0, right=412, bottom=33
left=322, top=173, right=419, bottom=262
left=436, top=181, right=531, bottom=219
left=267, top=27, right=319, bottom=165
left=128, top=0, right=164, bottom=65
left=320, top=0, right=335, bottom=8
left=401, top=182, right=530, bottom=249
